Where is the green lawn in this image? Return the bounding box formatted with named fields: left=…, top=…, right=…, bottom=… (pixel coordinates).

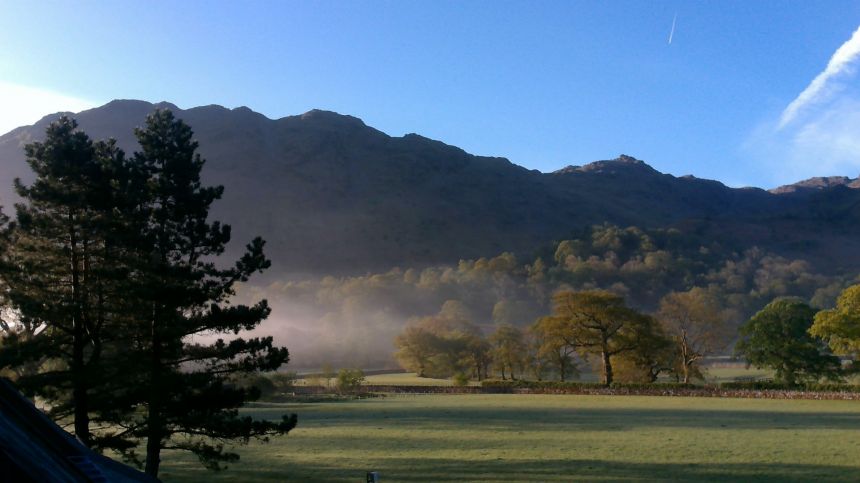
left=159, top=394, right=860, bottom=482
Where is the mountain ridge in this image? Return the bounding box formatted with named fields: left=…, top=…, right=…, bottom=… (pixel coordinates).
left=3, top=99, right=860, bottom=276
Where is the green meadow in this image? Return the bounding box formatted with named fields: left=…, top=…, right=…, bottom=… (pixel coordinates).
left=159, top=393, right=860, bottom=482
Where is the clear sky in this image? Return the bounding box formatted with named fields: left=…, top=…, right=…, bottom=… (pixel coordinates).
left=1, top=0, right=859, bottom=188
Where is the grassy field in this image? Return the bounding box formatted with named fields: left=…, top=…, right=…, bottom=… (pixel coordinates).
left=362, top=373, right=470, bottom=386
left=359, top=366, right=776, bottom=386
left=159, top=394, right=860, bottom=482
left=702, top=366, right=774, bottom=383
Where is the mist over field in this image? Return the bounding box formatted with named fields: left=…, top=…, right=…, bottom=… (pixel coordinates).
left=235, top=224, right=856, bottom=369
left=7, top=5, right=860, bottom=482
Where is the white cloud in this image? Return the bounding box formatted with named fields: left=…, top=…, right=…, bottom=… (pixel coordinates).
left=779, top=24, right=860, bottom=129
left=0, top=82, right=97, bottom=135
left=744, top=24, right=860, bottom=187
left=744, top=96, right=860, bottom=187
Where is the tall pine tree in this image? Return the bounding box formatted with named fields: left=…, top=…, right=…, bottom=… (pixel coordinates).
left=0, top=118, right=139, bottom=447
left=0, top=113, right=295, bottom=476
left=115, top=110, right=295, bottom=476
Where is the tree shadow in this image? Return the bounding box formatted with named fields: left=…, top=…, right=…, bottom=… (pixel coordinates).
left=372, top=457, right=860, bottom=482
left=286, top=405, right=860, bottom=432
left=162, top=456, right=860, bottom=482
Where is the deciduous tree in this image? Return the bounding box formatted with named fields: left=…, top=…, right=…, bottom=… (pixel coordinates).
left=394, top=325, right=440, bottom=377
left=546, top=290, right=651, bottom=385
left=736, top=298, right=841, bottom=385
left=810, top=284, right=860, bottom=358
left=658, top=288, right=732, bottom=383
left=531, top=316, right=576, bottom=381
left=489, top=324, right=526, bottom=380
left=613, top=315, right=675, bottom=383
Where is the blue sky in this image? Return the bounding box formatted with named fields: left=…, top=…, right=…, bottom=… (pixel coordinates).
left=1, top=1, right=860, bottom=188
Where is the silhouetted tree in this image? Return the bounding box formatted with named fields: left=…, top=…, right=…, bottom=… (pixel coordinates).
left=0, top=118, right=138, bottom=448
left=106, top=110, right=296, bottom=476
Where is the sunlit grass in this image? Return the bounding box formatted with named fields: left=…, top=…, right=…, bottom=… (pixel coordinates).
left=362, top=367, right=777, bottom=386
left=362, top=372, right=478, bottom=386
left=159, top=394, right=860, bottom=482
left=703, top=366, right=775, bottom=383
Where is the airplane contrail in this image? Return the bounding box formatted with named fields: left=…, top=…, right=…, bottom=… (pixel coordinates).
left=668, top=13, right=677, bottom=45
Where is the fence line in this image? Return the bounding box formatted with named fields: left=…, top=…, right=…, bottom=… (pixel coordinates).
left=293, top=384, right=860, bottom=400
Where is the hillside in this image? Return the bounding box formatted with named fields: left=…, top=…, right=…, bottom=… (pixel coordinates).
left=2, top=100, right=860, bottom=277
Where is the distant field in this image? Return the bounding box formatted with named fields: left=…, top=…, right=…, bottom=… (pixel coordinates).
left=159, top=394, right=860, bottom=482
left=702, top=366, right=775, bottom=383
left=360, top=366, right=776, bottom=387
left=362, top=372, right=476, bottom=386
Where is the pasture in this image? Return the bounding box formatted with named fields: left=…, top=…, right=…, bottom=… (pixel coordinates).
left=159, top=393, right=860, bottom=482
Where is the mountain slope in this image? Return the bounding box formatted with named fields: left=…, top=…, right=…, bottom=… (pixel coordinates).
left=2, top=100, right=859, bottom=276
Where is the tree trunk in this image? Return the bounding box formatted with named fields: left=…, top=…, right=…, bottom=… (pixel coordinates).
left=559, top=359, right=566, bottom=382
left=782, top=365, right=796, bottom=386
left=144, top=415, right=162, bottom=476
left=601, top=350, right=613, bottom=385
left=69, top=216, right=91, bottom=447
left=72, top=333, right=90, bottom=447
left=145, top=307, right=163, bottom=477
left=680, top=341, right=691, bottom=384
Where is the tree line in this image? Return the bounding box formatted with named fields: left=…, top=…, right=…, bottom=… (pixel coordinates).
left=394, top=285, right=860, bottom=386
left=0, top=113, right=294, bottom=477
left=252, top=223, right=855, bottom=369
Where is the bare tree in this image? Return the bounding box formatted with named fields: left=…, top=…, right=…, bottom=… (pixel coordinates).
left=658, top=288, right=732, bottom=383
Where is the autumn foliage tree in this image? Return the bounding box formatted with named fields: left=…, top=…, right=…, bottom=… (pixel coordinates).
left=613, top=318, right=675, bottom=383
left=489, top=324, right=526, bottom=380
left=394, top=325, right=440, bottom=377
left=810, top=284, right=860, bottom=361
left=657, top=288, right=733, bottom=383
left=530, top=316, right=577, bottom=381
left=393, top=301, right=490, bottom=379
left=546, top=290, right=660, bottom=385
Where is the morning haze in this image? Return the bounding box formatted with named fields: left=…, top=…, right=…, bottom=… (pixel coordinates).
left=2, top=2, right=860, bottom=482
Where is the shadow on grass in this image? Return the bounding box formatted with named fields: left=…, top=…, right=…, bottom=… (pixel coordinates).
left=280, top=406, right=860, bottom=432
left=161, top=457, right=860, bottom=482
left=375, top=458, right=859, bottom=482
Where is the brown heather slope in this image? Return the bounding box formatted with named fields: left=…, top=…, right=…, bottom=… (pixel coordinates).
left=1, top=100, right=860, bottom=277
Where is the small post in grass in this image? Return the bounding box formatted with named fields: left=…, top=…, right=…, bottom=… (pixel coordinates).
left=366, top=471, right=380, bottom=482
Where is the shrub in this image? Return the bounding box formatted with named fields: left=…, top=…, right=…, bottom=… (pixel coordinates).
left=719, top=381, right=860, bottom=392
left=452, top=373, right=470, bottom=387
left=270, top=372, right=298, bottom=393
left=480, top=380, right=698, bottom=392
left=231, top=373, right=276, bottom=399
left=336, top=368, right=366, bottom=393
left=304, top=374, right=324, bottom=388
